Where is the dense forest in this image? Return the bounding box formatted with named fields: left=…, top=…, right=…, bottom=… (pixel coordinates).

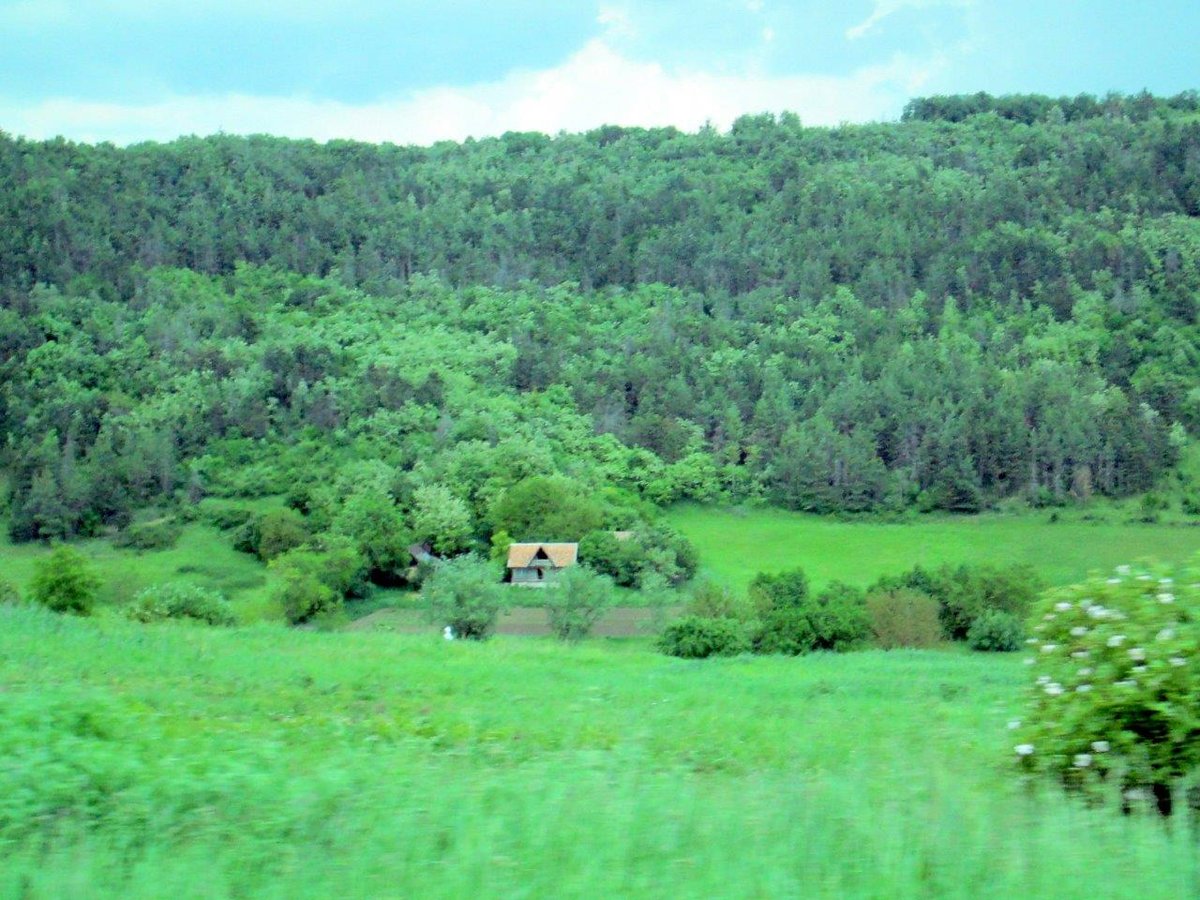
left=3, top=91, right=1200, bottom=561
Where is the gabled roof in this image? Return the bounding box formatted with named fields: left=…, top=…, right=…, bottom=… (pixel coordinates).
left=506, top=542, right=578, bottom=568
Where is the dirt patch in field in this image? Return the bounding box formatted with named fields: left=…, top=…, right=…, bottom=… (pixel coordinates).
left=347, top=606, right=680, bottom=637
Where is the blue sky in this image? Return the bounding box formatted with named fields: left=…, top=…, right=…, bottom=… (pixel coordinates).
left=1, top=1, right=1196, bottom=145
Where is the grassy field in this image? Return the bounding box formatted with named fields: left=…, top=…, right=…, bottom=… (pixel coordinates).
left=2, top=604, right=1198, bottom=897
left=667, top=504, right=1200, bottom=591
left=0, top=518, right=284, bottom=622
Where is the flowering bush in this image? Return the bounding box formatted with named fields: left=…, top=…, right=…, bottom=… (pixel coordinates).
left=1011, top=564, right=1200, bottom=815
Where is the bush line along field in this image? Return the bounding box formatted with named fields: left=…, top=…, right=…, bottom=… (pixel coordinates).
left=668, top=505, right=1200, bottom=592
left=5, top=504, right=1200, bottom=627
left=4, top=604, right=1200, bottom=898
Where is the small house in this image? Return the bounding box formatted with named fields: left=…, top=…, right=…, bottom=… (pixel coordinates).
left=506, top=542, right=578, bottom=586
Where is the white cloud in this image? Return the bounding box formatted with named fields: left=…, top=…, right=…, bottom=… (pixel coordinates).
left=0, top=38, right=943, bottom=146
left=847, top=0, right=972, bottom=41
left=596, top=3, right=635, bottom=36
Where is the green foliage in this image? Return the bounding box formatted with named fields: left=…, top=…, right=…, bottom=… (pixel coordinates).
left=967, top=610, right=1025, bottom=652
left=3, top=102, right=1200, bottom=548
left=233, top=508, right=310, bottom=561
left=684, top=578, right=755, bottom=621
left=748, top=568, right=810, bottom=616
left=657, top=616, right=752, bottom=659
left=1012, top=565, right=1200, bottom=814
left=271, top=535, right=366, bottom=624
left=543, top=566, right=617, bottom=642
left=866, top=589, right=943, bottom=649
left=579, top=526, right=698, bottom=588
left=421, top=555, right=507, bottom=640
left=202, top=504, right=255, bottom=531
left=30, top=546, right=101, bottom=615
left=489, top=476, right=604, bottom=542
left=125, top=583, right=235, bottom=626
left=871, top=563, right=1043, bottom=641
left=255, top=509, right=310, bottom=561
left=409, top=483, right=474, bottom=555
left=331, top=490, right=412, bottom=583
left=755, top=580, right=870, bottom=655
left=489, top=529, right=514, bottom=564
left=113, top=518, right=182, bottom=551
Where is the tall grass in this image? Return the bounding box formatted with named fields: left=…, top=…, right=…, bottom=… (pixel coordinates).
left=2, top=605, right=1197, bottom=897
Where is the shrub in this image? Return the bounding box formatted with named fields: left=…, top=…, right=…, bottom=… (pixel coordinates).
left=866, top=589, right=943, bottom=649
left=579, top=530, right=641, bottom=586
left=747, top=568, right=809, bottom=617
left=658, top=616, right=751, bottom=659
left=1012, top=564, right=1200, bottom=816
left=126, top=583, right=235, bottom=626
left=233, top=508, right=309, bottom=561
left=30, top=546, right=101, bottom=615
left=271, top=535, right=367, bottom=624
left=422, top=555, right=507, bottom=640
left=871, top=563, right=1041, bottom=641
left=275, top=568, right=338, bottom=625
left=256, top=509, right=310, bottom=560
left=754, top=581, right=869, bottom=655
left=113, top=518, right=182, bottom=551
left=331, top=490, right=413, bottom=584
left=967, top=609, right=1024, bottom=651
left=578, top=525, right=698, bottom=588
left=685, top=578, right=754, bottom=621
left=205, top=504, right=255, bottom=531
left=544, top=565, right=616, bottom=641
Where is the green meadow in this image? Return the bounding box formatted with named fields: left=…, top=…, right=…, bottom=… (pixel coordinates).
left=0, top=520, right=284, bottom=622
left=5, top=504, right=1200, bottom=895
left=3, top=604, right=1199, bottom=898
left=668, top=504, right=1200, bottom=591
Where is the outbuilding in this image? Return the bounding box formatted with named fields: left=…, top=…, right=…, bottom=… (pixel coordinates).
left=506, top=542, right=578, bottom=586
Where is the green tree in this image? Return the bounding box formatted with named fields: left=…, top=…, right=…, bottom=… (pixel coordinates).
left=422, top=554, right=507, bottom=640
left=332, top=489, right=412, bottom=583
left=30, top=546, right=101, bottom=615
left=489, top=476, right=604, bottom=542
left=410, top=483, right=474, bottom=555
left=544, top=565, right=617, bottom=641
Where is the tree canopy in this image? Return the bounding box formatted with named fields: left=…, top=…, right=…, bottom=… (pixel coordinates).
left=2, top=92, right=1198, bottom=543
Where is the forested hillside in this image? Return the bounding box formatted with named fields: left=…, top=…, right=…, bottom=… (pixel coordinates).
left=3, top=91, right=1200, bottom=549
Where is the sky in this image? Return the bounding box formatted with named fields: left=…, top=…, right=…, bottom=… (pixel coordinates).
left=1, top=0, right=1196, bottom=146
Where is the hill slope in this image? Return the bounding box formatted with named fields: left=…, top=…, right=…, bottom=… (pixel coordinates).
left=3, top=92, right=1200, bottom=552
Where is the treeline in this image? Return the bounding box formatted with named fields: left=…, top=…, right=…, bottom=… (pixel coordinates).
left=2, top=93, right=1199, bottom=537
left=901, top=89, right=1200, bottom=125
left=2, top=95, right=1199, bottom=301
